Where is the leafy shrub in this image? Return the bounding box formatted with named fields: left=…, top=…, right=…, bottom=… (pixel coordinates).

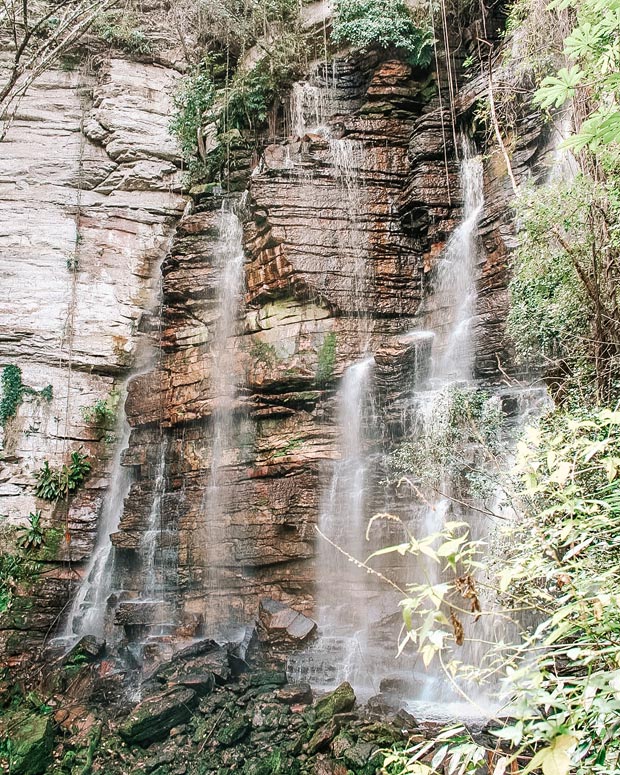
left=332, top=0, right=433, bottom=64
left=508, top=172, right=620, bottom=403
left=35, top=450, right=92, bottom=502
left=0, top=366, right=52, bottom=429
left=386, top=385, right=503, bottom=493
left=382, top=407, right=620, bottom=775
left=16, top=511, right=45, bottom=552
left=533, top=0, right=620, bottom=152
left=93, top=12, right=152, bottom=54
left=170, top=60, right=216, bottom=164
left=81, top=391, right=119, bottom=429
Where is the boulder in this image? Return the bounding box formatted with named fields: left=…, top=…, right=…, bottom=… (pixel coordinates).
left=313, top=755, right=349, bottom=775
left=216, top=715, right=251, bottom=746
left=313, top=682, right=356, bottom=724
left=63, top=635, right=105, bottom=664
left=257, top=598, right=317, bottom=647
left=118, top=687, right=198, bottom=746
left=0, top=711, right=54, bottom=775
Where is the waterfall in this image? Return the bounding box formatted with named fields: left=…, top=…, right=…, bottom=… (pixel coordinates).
left=287, top=75, right=371, bottom=345
left=329, top=137, right=371, bottom=343
left=427, top=145, right=484, bottom=382
left=62, top=410, right=132, bottom=641
left=289, top=139, right=501, bottom=713
left=200, top=199, right=246, bottom=637
left=289, top=82, right=331, bottom=136
left=288, top=357, right=385, bottom=693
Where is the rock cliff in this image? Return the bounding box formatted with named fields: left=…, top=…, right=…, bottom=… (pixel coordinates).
left=0, top=4, right=553, bottom=678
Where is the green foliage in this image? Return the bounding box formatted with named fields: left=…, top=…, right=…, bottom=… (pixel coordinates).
left=1, top=366, right=53, bottom=429
left=491, top=408, right=620, bottom=774
left=0, top=553, right=40, bottom=614
left=0, top=365, right=24, bottom=426
left=382, top=726, right=486, bottom=774
left=332, top=0, right=433, bottom=64
left=81, top=391, right=119, bottom=429
left=386, top=385, right=503, bottom=493
left=16, top=511, right=45, bottom=552
left=170, top=0, right=311, bottom=184
left=169, top=60, right=216, bottom=165
left=508, top=171, right=620, bottom=403
left=533, top=0, right=620, bottom=152
left=383, top=407, right=620, bottom=775
left=93, top=11, right=152, bottom=54
left=35, top=450, right=92, bottom=502
left=315, top=333, right=337, bottom=386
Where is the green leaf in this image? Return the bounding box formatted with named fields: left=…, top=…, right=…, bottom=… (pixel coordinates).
left=535, top=66, right=584, bottom=109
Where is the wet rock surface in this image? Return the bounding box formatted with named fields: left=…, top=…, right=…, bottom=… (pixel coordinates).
left=0, top=644, right=425, bottom=775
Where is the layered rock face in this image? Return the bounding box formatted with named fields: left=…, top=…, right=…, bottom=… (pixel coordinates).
left=110, top=48, right=551, bottom=649
left=0, top=6, right=554, bottom=669
left=0, top=45, right=185, bottom=657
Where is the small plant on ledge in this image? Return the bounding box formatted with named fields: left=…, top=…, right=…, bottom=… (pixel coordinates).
left=81, top=391, right=119, bottom=431
left=16, top=511, right=45, bottom=552
left=35, top=450, right=92, bottom=502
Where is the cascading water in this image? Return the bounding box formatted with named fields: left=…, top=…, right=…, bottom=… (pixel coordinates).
left=288, top=356, right=382, bottom=691
left=63, top=408, right=133, bottom=641
left=286, top=75, right=371, bottom=346
left=129, top=434, right=179, bottom=647
left=200, top=198, right=247, bottom=637
left=290, top=139, right=512, bottom=714
left=425, top=143, right=484, bottom=382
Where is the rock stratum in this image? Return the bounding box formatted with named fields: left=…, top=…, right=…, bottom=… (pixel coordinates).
left=0, top=2, right=552, bottom=693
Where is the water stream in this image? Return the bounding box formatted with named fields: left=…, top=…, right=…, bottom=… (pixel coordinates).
left=63, top=410, right=133, bottom=641
left=289, top=139, right=513, bottom=713
left=200, top=198, right=247, bottom=638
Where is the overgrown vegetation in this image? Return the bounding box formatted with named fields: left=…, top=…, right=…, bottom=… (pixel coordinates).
left=0, top=365, right=24, bottom=427
left=169, top=0, right=435, bottom=185
left=92, top=9, right=152, bottom=54
left=0, top=365, right=52, bottom=428
left=81, top=391, right=119, bottom=430
left=382, top=409, right=620, bottom=775
left=386, top=386, right=503, bottom=495
left=15, top=511, right=45, bottom=552
left=35, top=450, right=92, bottom=502
left=508, top=0, right=620, bottom=404
left=332, top=0, right=433, bottom=64
left=315, top=332, right=337, bottom=386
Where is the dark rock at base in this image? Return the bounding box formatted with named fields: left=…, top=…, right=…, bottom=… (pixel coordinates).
left=258, top=598, right=317, bottom=647
left=63, top=635, right=105, bottom=664
left=313, top=754, right=349, bottom=775
left=313, top=682, right=356, bottom=724
left=248, top=669, right=288, bottom=687
left=118, top=687, right=198, bottom=746
left=216, top=715, right=251, bottom=746
left=154, top=640, right=231, bottom=686
left=274, top=682, right=313, bottom=705
left=170, top=672, right=215, bottom=695
left=0, top=710, right=54, bottom=775
left=307, top=715, right=347, bottom=754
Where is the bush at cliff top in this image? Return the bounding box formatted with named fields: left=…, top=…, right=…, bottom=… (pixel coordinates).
left=332, top=0, right=433, bottom=64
